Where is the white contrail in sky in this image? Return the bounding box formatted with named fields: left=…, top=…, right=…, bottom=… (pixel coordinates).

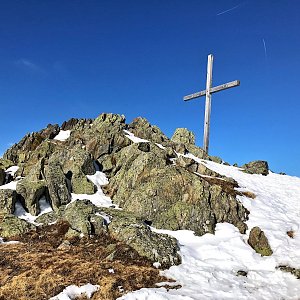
left=217, top=3, right=243, bottom=16
left=262, top=38, right=267, bottom=58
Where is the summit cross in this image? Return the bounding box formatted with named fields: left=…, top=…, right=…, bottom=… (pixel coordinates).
left=183, top=54, right=240, bottom=154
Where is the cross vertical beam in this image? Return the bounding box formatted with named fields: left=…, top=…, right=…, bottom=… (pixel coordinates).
left=203, top=54, right=213, bottom=153
left=183, top=54, right=240, bottom=155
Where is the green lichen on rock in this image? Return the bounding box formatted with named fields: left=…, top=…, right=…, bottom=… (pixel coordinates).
left=0, top=168, right=5, bottom=186
left=16, top=179, right=47, bottom=215
left=242, top=160, right=269, bottom=176
left=103, top=208, right=181, bottom=268
left=0, top=158, right=14, bottom=170
left=171, top=128, right=195, bottom=145
left=0, top=189, right=17, bottom=214
left=0, top=214, right=35, bottom=238
left=105, top=142, right=248, bottom=236
left=248, top=226, right=273, bottom=256
left=45, top=158, right=71, bottom=210
left=63, top=200, right=106, bottom=236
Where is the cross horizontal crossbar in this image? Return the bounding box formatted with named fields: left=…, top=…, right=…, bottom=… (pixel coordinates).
left=183, top=80, right=240, bottom=101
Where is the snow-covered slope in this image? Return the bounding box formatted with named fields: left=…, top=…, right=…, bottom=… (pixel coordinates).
left=118, top=158, right=300, bottom=300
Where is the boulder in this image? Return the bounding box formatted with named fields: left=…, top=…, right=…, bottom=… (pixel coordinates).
left=0, top=158, right=14, bottom=170
left=45, top=158, right=71, bottom=210
left=63, top=200, right=107, bottom=236
left=3, top=124, right=59, bottom=164
left=0, top=168, right=5, bottom=186
left=105, top=143, right=249, bottom=236
left=16, top=179, right=47, bottom=215
left=51, top=146, right=96, bottom=194
left=248, top=226, right=273, bottom=256
left=0, top=189, right=17, bottom=214
left=0, top=214, right=35, bottom=238
left=242, top=160, right=269, bottom=176
left=127, top=117, right=169, bottom=145
left=103, top=208, right=181, bottom=268
left=171, top=128, right=195, bottom=145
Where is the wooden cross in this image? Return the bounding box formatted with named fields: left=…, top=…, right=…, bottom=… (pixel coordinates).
left=183, top=54, right=240, bottom=154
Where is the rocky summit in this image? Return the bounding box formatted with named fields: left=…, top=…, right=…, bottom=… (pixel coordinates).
left=0, top=112, right=281, bottom=299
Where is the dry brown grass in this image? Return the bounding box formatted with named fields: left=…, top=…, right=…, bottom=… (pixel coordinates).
left=0, top=221, right=174, bottom=300
left=241, top=191, right=256, bottom=199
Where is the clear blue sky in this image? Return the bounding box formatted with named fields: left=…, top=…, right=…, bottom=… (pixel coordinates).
left=0, top=1, right=299, bottom=176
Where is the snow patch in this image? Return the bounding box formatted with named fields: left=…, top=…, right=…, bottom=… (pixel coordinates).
left=123, top=130, right=149, bottom=143
left=49, top=283, right=99, bottom=300
left=53, top=130, right=71, bottom=141
left=71, top=171, right=118, bottom=208
left=14, top=196, right=53, bottom=225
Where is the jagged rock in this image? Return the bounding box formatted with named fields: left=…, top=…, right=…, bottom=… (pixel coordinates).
left=248, top=226, right=273, bottom=256
left=45, top=158, right=71, bottom=210
left=209, top=156, right=223, bottom=164
left=15, top=141, right=57, bottom=178
left=51, top=146, right=96, bottom=194
left=63, top=200, right=107, bottom=236
left=35, top=211, right=59, bottom=225
left=127, top=117, right=169, bottom=145
left=0, top=168, right=5, bottom=186
left=0, top=214, right=35, bottom=238
left=103, top=208, right=181, bottom=268
left=61, top=118, right=92, bottom=130
left=4, top=124, right=59, bottom=164
left=171, top=128, right=195, bottom=145
left=16, top=179, right=47, bottom=215
left=175, top=156, right=198, bottom=172
left=105, top=143, right=248, bottom=235
left=0, top=158, right=14, bottom=170
left=0, top=189, right=17, bottom=214
left=242, top=160, right=269, bottom=176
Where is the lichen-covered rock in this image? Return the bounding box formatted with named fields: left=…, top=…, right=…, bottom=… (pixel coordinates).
left=35, top=211, right=59, bottom=225
left=104, top=208, right=181, bottom=268
left=105, top=143, right=248, bottom=236
left=16, top=179, right=47, bottom=215
left=0, top=158, right=14, bottom=171
left=0, top=168, right=5, bottom=186
left=0, top=214, right=35, bottom=238
left=0, top=189, right=17, bottom=214
left=51, top=146, right=96, bottom=195
left=63, top=200, right=107, bottom=236
left=127, top=117, right=169, bottom=145
left=242, top=160, right=269, bottom=176
left=171, top=128, right=195, bottom=145
left=3, top=124, right=59, bottom=164
left=248, top=226, right=273, bottom=256
left=45, top=158, right=71, bottom=210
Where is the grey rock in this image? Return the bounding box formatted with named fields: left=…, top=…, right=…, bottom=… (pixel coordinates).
left=0, top=189, right=17, bottom=214
left=45, top=158, right=71, bottom=210
left=0, top=214, right=35, bottom=238
left=105, top=143, right=249, bottom=236
left=63, top=200, right=107, bottom=236
left=16, top=179, right=47, bottom=215
left=104, top=208, right=181, bottom=268
left=0, top=168, right=5, bottom=186
left=248, top=226, right=273, bottom=256
left=171, top=128, right=195, bottom=145
left=127, top=117, right=169, bottom=145
left=242, top=160, right=269, bottom=176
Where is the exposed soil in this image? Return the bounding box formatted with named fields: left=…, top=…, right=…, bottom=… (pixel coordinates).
left=0, top=221, right=174, bottom=300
